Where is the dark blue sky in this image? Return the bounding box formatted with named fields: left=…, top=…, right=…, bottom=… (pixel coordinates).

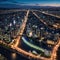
left=16, top=0, right=60, bottom=3
left=0, top=0, right=60, bottom=6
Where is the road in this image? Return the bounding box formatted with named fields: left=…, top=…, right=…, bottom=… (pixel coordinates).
left=40, top=11, right=60, bottom=19
left=32, top=11, right=60, bottom=29
left=50, top=38, right=60, bottom=60
left=31, top=10, right=60, bottom=18
left=40, top=11, right=60, bottom=29
left=12, top=10, right=29, bottom=47
left=15, top=47, right=49, bottom=60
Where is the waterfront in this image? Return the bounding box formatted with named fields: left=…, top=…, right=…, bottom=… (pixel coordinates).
left=0, top=45, right=29, bottom=60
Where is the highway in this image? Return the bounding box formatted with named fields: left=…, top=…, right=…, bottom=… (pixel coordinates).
left=12, top=10, right=30, bottom=47
left=50, top=38, right=60, bottom=60
left=31, top=10, right=60, bottom=18
left=14, top=47, right=49, bottom=60
left=40, top=11, right=60, bottom=29
left=32, top=11, right=60, bottom=29
left=40, top=11, right=60, bottom=19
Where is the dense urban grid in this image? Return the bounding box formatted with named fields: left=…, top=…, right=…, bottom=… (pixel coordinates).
left=0, top=9, right=60, bottom=60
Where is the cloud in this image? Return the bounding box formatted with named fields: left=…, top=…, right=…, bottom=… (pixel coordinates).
left=39, top=3, right=60, bottom=7
left=17, top=3, right=60, bottom=7
left=0, top=0, right=60, bottom=7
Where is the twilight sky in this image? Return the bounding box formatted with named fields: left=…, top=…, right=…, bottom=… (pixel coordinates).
left=0, top=0, right=60, bottom=6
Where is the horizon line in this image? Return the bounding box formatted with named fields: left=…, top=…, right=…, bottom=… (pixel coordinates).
left=0, top=2, right=60, bottom=7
